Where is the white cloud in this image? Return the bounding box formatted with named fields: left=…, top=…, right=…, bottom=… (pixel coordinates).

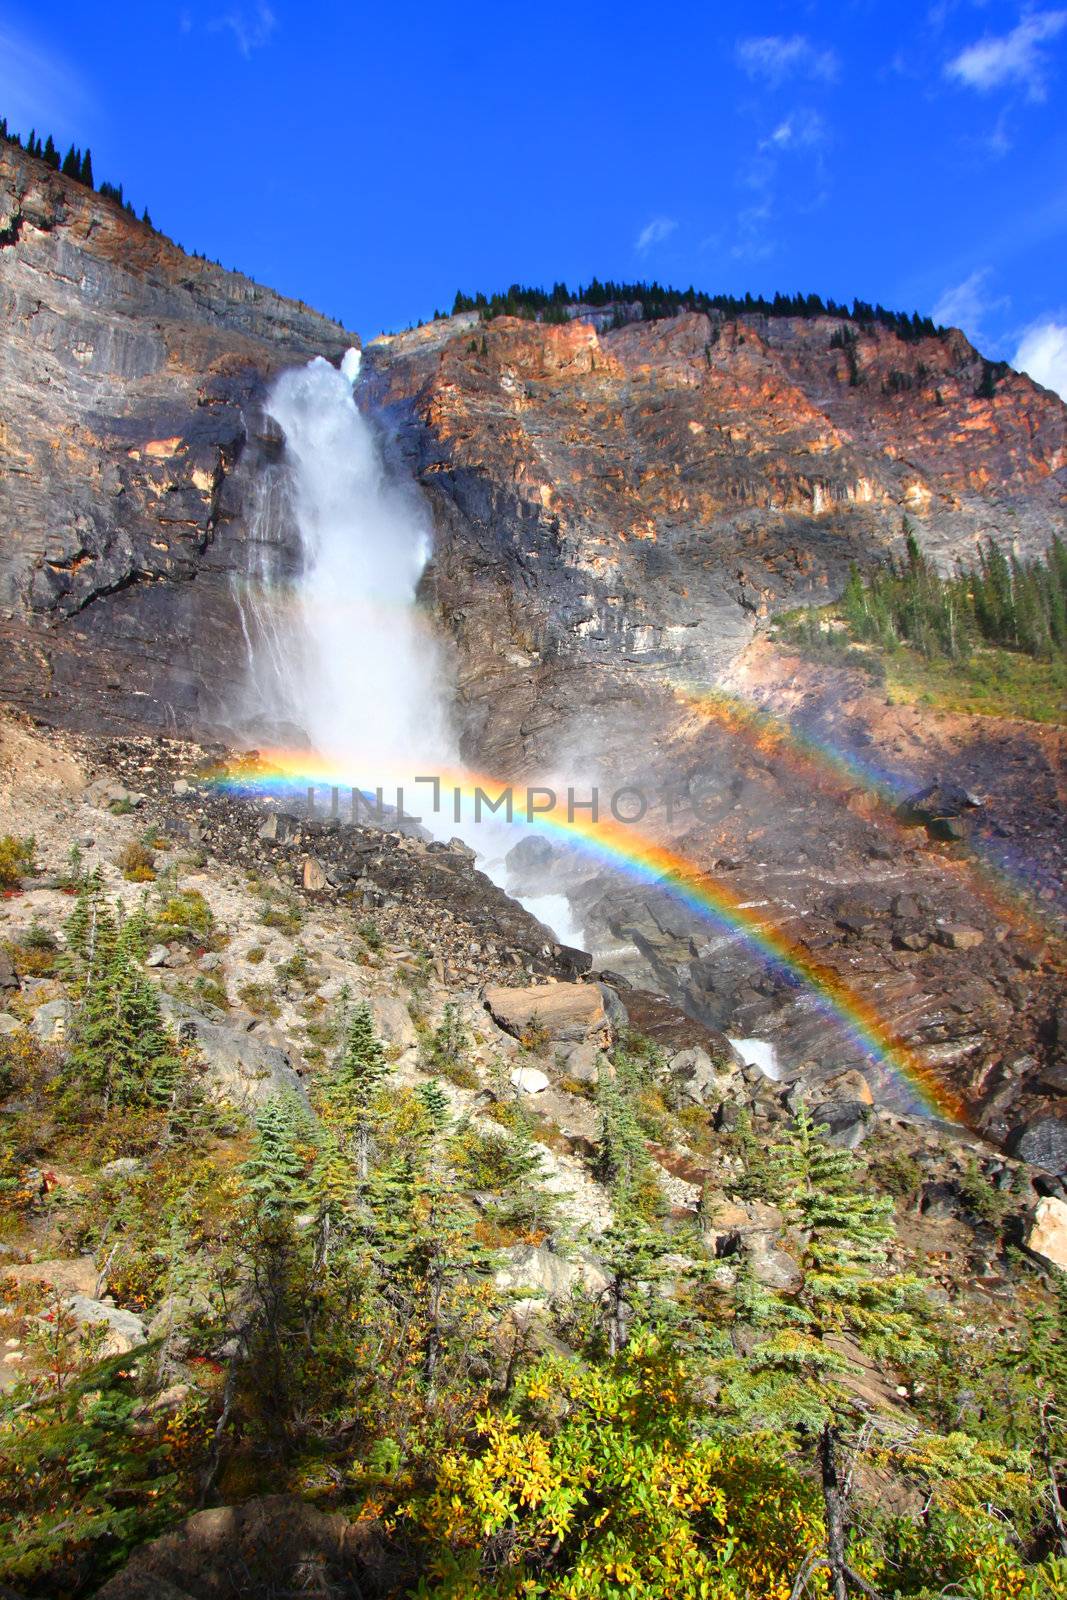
left=759, top=109, right=827, bottom=151
left=208, top=4, right=277, bottom=57
left=635, top=216, right=678, bottom=253
left=1013, top=321, right=1067, bottom=399
left=0, top=25, right=94, bottom=139
left=736, top=35, right=838, bottom=87
left=945, top=9, right=1067, bottom=101
left=932, top=267, right=1010, bottom=337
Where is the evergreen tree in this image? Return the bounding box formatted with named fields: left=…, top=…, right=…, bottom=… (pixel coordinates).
left=80, top=148, right=93, bottom=187
left=241, top=1092, right=310, bottom=1218
left=415, top=1077, right=450, bottom=1131
left=323, top=999, right=388, bottom=1179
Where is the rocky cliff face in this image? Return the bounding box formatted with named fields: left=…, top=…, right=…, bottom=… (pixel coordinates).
left=364, top=306, right=1065, bottom=772
left=0, top=143, right=354, bottom=733
left=363, top=311, right=1066, bottom=1137
left=1, top=147, right=1064, bottom=1142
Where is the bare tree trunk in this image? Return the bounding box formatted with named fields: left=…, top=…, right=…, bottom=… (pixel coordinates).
left=607, top=1273, right=629, bottom=1356
left=1040, top=1399, right=1067, bottom=1558
left=820, top=1423, right=850, bottom=1600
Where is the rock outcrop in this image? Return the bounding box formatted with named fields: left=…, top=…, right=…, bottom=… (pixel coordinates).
left=0, top=143, right=354, bottom=734
left=364, top=307, right=1065, bottom=772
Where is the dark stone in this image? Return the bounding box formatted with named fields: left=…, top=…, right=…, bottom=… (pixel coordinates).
left=920, top=1180, right=960, bottom=1219
left=812, top=1099, right=871, bottom=1149
left=1007, top=1115, right=1067, bottom=1176
left=716, top=1101, right=745, bottom=1133
left=0, top=949, right=16, bottom=990
left=898, top=781, right=982, bottom=827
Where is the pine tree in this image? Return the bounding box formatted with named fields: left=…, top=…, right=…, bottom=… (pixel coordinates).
left=323, top=999, right=388, bottom=1179
left=63, top=886, right=183, bottom=1109
left=415, top=1077, right=450, bottom=1131
left=718, top=1103, right=932, bottom=1598
left=80, top=148, right=93, bottom=187
left=241, top=1093, right=310, bottom=1218
left=61, top=867, right=106, bottom=989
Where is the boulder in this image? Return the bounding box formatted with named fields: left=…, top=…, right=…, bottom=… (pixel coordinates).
left=920, top=1180, right=960, bottom=1220
left=85, top=778, right=145, bottom=810
left=257, top=813, right=297, bottom=843
left=484, top=981, right=610, bottom=1046
left=161, top=1001, right=308, bottom=1112
left=1008, top=1115, right=1067, bottom=1176
left=495, top=1244, right=608, bottom=1301
left=0, top=948, right=16, bottom=990
left=2, top=1256, right=100, bottom=1298
left=749, top=1243, right=804, bottom=1292
left=369, top=994, right=418, bottom=1052
left=146, top=944, right=169, bottom=967
left=559, top=1042, right=600, bottom=1086
left=818, top=1069, right=874, bottom=1107
left=669, top=1046, right=728, bottom=1106
left=812, top=1100, right=871, bottom=1149
left=510, top=1065, right=550, bottom=1095
left=898, top=781, right=981, bottom=834
left=935, top=925, right=985, bottom=952
left=1027, top=1196, right=1067, bottom=1270
left=64, top=1295, right=146, bottom=1356
left=302, top=856, right=329, bottom=892
left=0, top=1013, right=21, bottom=1036
left=93, top=1495, right=385, bottom=1600
left=30, top=996, right=72, bottom=1043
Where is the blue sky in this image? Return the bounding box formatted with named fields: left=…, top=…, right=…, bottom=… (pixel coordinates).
left=1, top=1, right=1065, bottom=393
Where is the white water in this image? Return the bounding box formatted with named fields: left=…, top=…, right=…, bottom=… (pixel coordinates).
left=239, top=349, right=581, bottom=948
left=728, top=1037, right=781, bottom=1081
left=246, top=349, right=455, bottom=778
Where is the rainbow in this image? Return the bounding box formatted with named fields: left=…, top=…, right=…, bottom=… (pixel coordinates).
left=210, top=748, right=969, bottom=1124
left=675, top=683, right=1059, bottom=938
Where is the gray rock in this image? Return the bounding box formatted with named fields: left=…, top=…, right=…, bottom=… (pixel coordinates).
left=1008, top=1115, right=1067, bottom=1176
left=102, top=1157, right=145, bottom=1180
left=495, top=1244, right=607, bottom=1301
left=0, top=949, right=16, bottom=990
left=160, top=1000, right=308, bottom=1112
left=811, top=1100, right=871, bottom=1149
left=749, top=1243, right=803, bottom=1292
left=30, top=996, right=72, bottom=1043
left=716, top=1100, right=746, bottom=1133
left=559, top=1041, right=600, bottom=1085
left=669, top=1046, right=726, bottom=1106
left=0, top=1013, right=21, bottom=1036
left=257, top=813, right=296, bottom=843
left=920, top=1180, right=960, bottom=1220
left=302, top=856, right=328, bottom=892
left=146, top=945, right=169, bottom=967
left=64, top=1295, right=146, bottom=1355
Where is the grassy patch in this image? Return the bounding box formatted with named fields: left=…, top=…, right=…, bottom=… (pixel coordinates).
left=772, top=617, right=1066, bottom=724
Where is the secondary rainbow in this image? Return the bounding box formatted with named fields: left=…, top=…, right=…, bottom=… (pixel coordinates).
left=675, top=683, right=1057, bottom=937
left=211, top=748, right=968, bottom=1125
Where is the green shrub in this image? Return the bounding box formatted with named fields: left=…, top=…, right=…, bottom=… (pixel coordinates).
left=0, top=835, right=36, bottom=887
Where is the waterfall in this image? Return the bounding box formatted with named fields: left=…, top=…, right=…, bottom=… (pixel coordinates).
left=235, top=347, right=585, bottom=950
left=238, top=348, right=455, bottom=784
